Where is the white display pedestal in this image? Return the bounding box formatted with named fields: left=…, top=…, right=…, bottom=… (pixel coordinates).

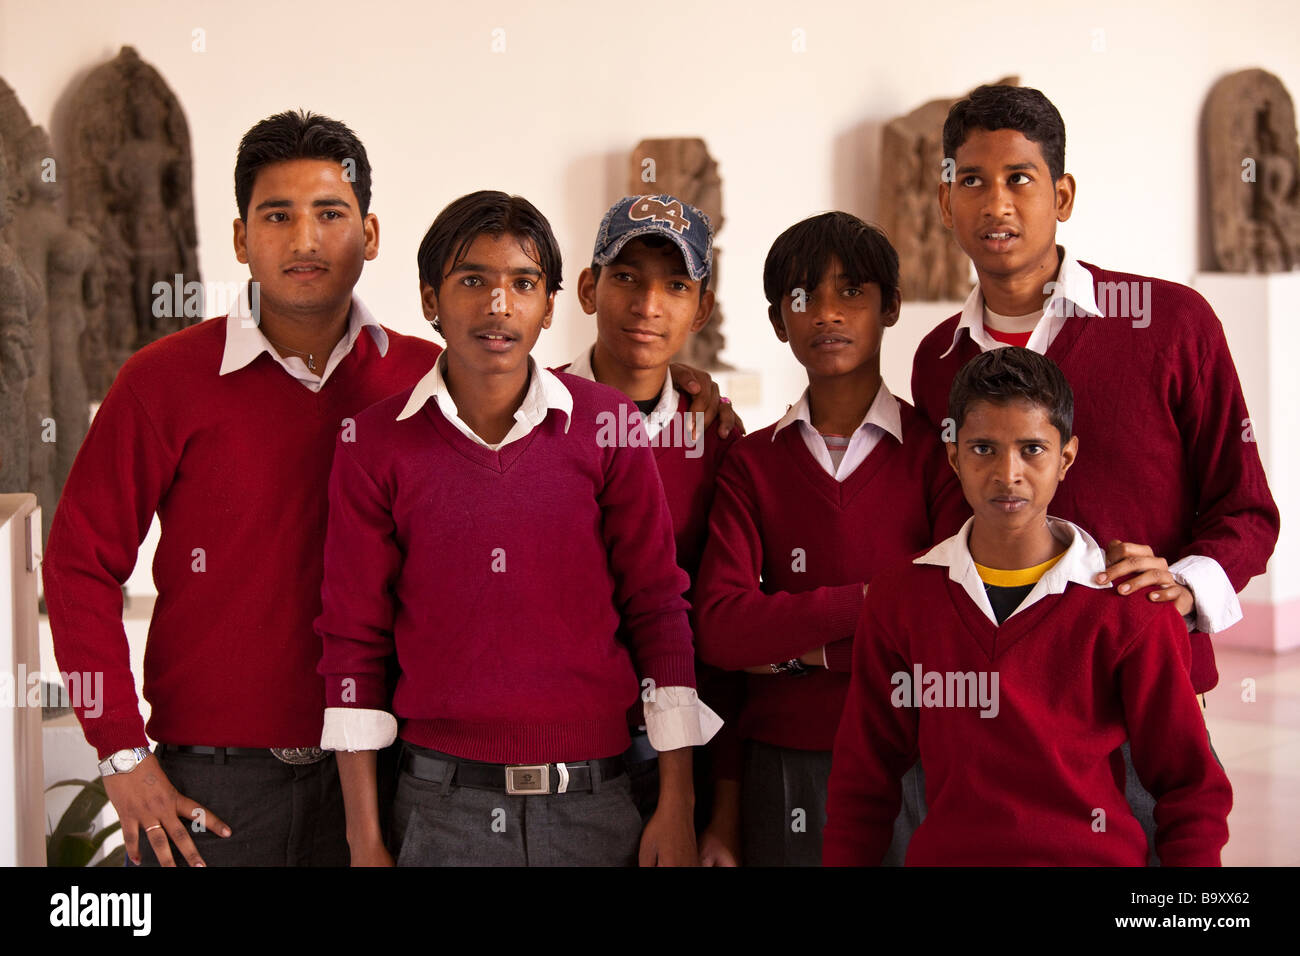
left=0, top=493, right=44, bottom=866
left=1191, top=271, right=1300, bottom=653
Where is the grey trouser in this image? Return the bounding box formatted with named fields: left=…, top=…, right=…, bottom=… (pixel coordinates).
left=133, top=744, right=350, bottom=867
left=389, top=745, right=643, bottom=866
left=742, top=740, right=925, bottom=866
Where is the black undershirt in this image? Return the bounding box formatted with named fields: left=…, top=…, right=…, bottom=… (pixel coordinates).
left=634, top=397, right=659, bottom=417
left=984, top=582, right=1036, bottom=625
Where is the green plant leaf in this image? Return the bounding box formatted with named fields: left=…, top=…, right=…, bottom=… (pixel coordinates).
left=89, top=820, right=122, bottom=852
left=95, top=845, right=127, bottom=868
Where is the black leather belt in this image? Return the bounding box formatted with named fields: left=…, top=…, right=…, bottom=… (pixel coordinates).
left=401, top=746, right=625, bottom=795
left=157, top=743, right=328, bottom=765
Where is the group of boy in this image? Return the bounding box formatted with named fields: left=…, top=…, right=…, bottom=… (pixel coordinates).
left=43, top=83, right=1278, bottom=867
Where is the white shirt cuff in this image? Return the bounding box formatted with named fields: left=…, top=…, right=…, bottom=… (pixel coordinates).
left=321, top=707, right=398, bottom=751
left=1170, top=555, right=1243, bottom=634
left=643, top=686, right=723, bottom=751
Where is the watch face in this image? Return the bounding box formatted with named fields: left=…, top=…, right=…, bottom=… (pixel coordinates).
left=111, top=751, right=137, bottom=772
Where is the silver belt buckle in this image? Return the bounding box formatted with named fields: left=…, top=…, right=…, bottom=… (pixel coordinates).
left=504, top=764, right=550, bottom=794
left=270, top=746, right=327, bottom=765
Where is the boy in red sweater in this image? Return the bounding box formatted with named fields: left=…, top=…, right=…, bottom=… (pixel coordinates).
left=316, top=190, right=719, bottom=867
left=694, top=212, right=967, bottom=866
left=42, top=111, right=441, bottom=868
left=825, top=347, right=1231, bottom=865
left=563, top=194, right=745, bottom=865
left=909, top=85, right=1278, bottom=861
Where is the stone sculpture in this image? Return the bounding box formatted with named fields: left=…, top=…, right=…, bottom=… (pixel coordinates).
left=1205, top=69, right=1300, bottom=272
left=62, top=45, right=200, bottom=399
left=0, top=139, right=37, bottom=497
left=0, top=78, right=101, bottom=536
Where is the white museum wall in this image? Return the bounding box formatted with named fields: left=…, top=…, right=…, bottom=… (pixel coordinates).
left=3, top=1, right=1297, bottom=698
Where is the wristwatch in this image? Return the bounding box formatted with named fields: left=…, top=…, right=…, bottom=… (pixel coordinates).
left=769, top=658, right=811, bottom=676
left=98, top=747, right=153, bottom=777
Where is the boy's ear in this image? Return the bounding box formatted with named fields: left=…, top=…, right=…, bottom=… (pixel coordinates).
left=938, top=181, right=954, bottom=231
left=768, top=304, right=789, bottom=343
left=1055, top=173, right=1077, bottom=223
left=1058, top=434, right=1079, bottom=480
left=419, top=280, right=439, bottom=322
left=690, top=288, right=716, bottom=333
left=233, top=218, right=248, bottom=265
left=541, top=291, right=556, bottom=330
left=882, top=287, right=902, bottom=328
left=363, top=212, right=380, bottom=261
left=576, top=267, right=598, bottom=316
left=946, top=439, right=960, bottom=476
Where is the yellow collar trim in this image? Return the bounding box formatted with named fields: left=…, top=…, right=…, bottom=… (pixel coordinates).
left=974, top=551, right=1066, bottom=588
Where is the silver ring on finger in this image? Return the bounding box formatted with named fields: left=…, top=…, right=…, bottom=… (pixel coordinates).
left=145, top=824, right=163, bottom=832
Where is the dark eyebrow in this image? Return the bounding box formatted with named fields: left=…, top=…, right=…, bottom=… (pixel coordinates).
left=962, top=436, right=1053, bottom=445
left=451, top=262, right=543, bottom=278
left=253, top=196, right=352, bottom=212
left=955, top=161, right=1040, bottom=176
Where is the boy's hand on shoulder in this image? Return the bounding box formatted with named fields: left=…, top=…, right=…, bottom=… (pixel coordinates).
left=669, top=363, right=745, bottom=439
left=1097, top=541, right=1195, bottom=616
left=639, top=803, right=699, bottom=867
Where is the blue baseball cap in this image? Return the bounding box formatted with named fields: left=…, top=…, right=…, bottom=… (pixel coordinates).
left=591, top=194, right=713, bottom=281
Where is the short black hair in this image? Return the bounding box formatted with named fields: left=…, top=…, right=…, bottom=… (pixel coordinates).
left=943, top=85, right=1067, bottom=183
left=762, top=211, right=899, bottom=320
left=417, top=190, right=562, bottom=297
left=234, top=110, right=371, bottom=220
left=590, top=235, right=711, bottom=295
left=947, top=347, right=1074, bottom=443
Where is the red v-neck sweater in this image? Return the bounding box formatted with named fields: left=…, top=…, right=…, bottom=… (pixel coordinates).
left=314, top=373, right=697, bottom=764
left=909, top=262, right=1280, bottom=693
left=824, top=560, right=1232, bottom=866
left=553, top=372, right=746, bottom=774
left=42, top=317, right=441, bottom=758
left=693, top=398, right=969, bottom=751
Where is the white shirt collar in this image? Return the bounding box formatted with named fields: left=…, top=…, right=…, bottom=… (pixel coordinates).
left=565, top=344, right=677, bottom=440
left=940, top=247, right=1102, bottom=359
left=219, top=284, right=389, bottom=387
left=913, top=515, right=1111, bottom=624
left=397, top=353, right=573, bottom=451
left=772, top=380, right=903, bottom=445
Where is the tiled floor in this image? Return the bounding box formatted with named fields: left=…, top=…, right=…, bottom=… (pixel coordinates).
left=1205, top=646, right=1300, bottom=866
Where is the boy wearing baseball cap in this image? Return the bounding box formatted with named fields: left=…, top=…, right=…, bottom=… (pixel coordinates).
left=563, top=194, right=746, bottom=865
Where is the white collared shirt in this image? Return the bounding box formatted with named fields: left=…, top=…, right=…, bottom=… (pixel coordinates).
left=396, top=353, right=573, bottom=449
left=324, top=349, right=723, bottom=754
left=772, top=382, right=904, bottom=482
left=565, top=345, right=678, bottom=441
left=937, top=250, right=1240, bottom=634
left=939, top=247, right=1101, bottom=360
left=914, top=515, right=1110, bottom=626
left=218, top=284, right=389, bottom=391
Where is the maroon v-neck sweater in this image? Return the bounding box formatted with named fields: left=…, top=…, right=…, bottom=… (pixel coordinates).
left=824, top=560, right=1232, bottom=866
left=909, top=262, right=1280, bottom=693
left=315, top=373, right=697, bottom=764
left=43, top=317, right=441, bottom=758
left=553, top=371, right=746, bottom=775
left=693, top=398, right=969, bottom=751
